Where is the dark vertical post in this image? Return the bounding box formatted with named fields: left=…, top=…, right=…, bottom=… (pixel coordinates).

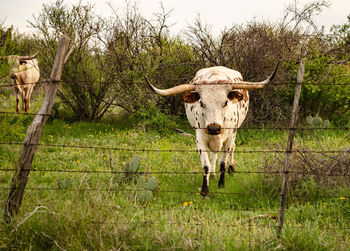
left=4, top=35, right=70, bottom=221
left=277, top=60, right=305, bottom=236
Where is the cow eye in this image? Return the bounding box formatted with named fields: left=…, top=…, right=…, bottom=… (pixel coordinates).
left=228, top=91, right=243, bottom=101
left=223, top=100, right=228, bottom=107
left=200, top=101, right=206, bottom=108
left=19, top=60, right=27, bottom=65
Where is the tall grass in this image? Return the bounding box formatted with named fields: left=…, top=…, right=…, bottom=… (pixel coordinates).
left=0, top=96, right=349, bottom=250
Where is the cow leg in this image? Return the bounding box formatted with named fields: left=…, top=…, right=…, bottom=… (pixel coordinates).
left=24, top=98, right=28, bottom=112
left=201, top=165, right=210, bottom=197
left=25, top=85, right=34, bottom=112
left=197, top=137, right=211, bottom=197
left=227, top=142, right=236, bottom=174
left=210, top=152, right=217, bottom=179
left=227, top=155, right=236, bottom=174
left=15, top=92, right=20, bottom=113
left=218, top=137, right=236, bottom=188
left=218, top=153, right=229, bottom=188
left=228, top=131, right=237, bottom=174
left=26, top=98, right=30, bottom=112
left=22, top=90, right=26, bottom=112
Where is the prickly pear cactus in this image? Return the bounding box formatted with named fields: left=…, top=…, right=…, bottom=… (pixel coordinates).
left=136, top=176, right=159, bottom=203
left=57, top=178, right=73, bottom=189
left=144, top=176, right=159, bottom=191
left=114, top=154, right=160, bottom=203
left=137, top=190, right=153, bottom=202
left=306, top=116, right=313, bottom=125
left=323, top=120, right=330, bottom=128
left=306, top=115, right=330, bottom=128
left=313, top=116, right=322, bottom=127
left=124, top=154, right=141, bottom=180
left=137, top=176, right=147, bottom=187
left=131, top=154, right=141, bottom=173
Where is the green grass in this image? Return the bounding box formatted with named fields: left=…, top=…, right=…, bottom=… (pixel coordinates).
left=0, top=94, right=349, bottom=250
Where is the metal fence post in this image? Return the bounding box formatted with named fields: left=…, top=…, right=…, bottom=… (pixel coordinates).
left=4, top=35, right=70, bottom=221
left=277, top=60, right=305, bottom=236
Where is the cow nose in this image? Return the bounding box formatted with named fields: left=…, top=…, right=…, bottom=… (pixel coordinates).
left=206, top=123, right=222, bottom=135
left=10, top=75, right=16, bottom=80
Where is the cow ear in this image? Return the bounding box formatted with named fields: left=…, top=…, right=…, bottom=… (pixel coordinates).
left=228, top=91, right=243, bottom=101
left=182, top=92, right=200, bottom=103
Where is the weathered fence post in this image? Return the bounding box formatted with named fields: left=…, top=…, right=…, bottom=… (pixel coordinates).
left=4, top=35, right=70, bottom=221
left=277, top=60, right=305, bottom=236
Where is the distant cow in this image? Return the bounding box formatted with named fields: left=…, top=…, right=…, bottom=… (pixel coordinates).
left=1, top=53, right=40, bottom=113
left=147, top=63, right=278, bottom=196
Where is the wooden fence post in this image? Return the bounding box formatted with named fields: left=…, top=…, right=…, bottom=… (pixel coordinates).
left=4, top=35, right=70, bottom=221
left=277, top=60, right=305, bottom=236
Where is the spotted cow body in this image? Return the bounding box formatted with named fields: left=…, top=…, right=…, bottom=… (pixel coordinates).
left=146, top=63, right=279, bottom=196
left=184, top=67, right=250, bottom=194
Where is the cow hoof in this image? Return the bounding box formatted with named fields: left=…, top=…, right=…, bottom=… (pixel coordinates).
left=228, top=165, right=235, bottom=175
left=218, top=177, right=225, bottom=188
left=218, top=182, right=225, bottom=188
left=200, top=188, right=209, bottom=197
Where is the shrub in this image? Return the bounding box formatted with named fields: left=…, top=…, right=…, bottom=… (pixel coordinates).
left=301, top=56, right=350, bottom=125
left=261, top=143, right=350, bottom=199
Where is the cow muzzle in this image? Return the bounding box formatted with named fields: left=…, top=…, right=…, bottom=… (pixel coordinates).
left=206, top=123, right=223, bottom=135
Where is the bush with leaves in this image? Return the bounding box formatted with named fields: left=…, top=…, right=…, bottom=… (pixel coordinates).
left=301, top=56, right=350, bottom=125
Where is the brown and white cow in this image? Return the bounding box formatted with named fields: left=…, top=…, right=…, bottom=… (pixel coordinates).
left=1, top=53, right=40, bottom=113
left=146, top=63, right=278, bottom=196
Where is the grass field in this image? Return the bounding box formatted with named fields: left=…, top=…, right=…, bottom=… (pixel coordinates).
left=0, top=92, right=349, bottom=250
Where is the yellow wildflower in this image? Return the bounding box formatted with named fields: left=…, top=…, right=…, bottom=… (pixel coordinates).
left=183, top=202, right=189, bottom=206
left=76, top=160, right=80, bottom=164
left=339, top=196, right=345, bottom=200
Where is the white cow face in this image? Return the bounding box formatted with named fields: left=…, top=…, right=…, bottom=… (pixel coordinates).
left=7, top=56, right=29, bottom=81
left=183, top=85, right=245, bottom=135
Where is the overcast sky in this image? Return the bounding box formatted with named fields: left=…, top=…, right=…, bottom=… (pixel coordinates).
left=1, top=0, right=350, bottom=35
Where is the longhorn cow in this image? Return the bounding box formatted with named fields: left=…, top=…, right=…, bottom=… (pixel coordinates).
left=1, top=53, right=40, bottom=113
left=146, top=63, right=279, bottom=196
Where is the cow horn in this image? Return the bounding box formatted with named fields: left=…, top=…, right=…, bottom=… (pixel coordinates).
left=18, top=51, right=39, bottom=61
left=145, top=76, right=195, bottom=96
left=230, top=62, right=280, bottom=90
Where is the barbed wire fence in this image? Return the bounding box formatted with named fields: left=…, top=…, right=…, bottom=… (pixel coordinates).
left=0, top=38, right=349, bottom=247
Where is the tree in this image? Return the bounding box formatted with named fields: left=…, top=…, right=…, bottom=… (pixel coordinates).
left=29, top=0, right=112, bottom=121
left=102, top=3, right=198, bottom=116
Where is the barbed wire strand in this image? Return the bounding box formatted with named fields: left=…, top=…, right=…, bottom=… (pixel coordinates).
left=0, top=141, right=349, bottom=154
left=1, top=79, right=350, bottom=88
left=1, top=111, right=349, bottom=131
left=0, top=168, right=349, bottom=177
left=0, top=111, right=51, bottom=116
